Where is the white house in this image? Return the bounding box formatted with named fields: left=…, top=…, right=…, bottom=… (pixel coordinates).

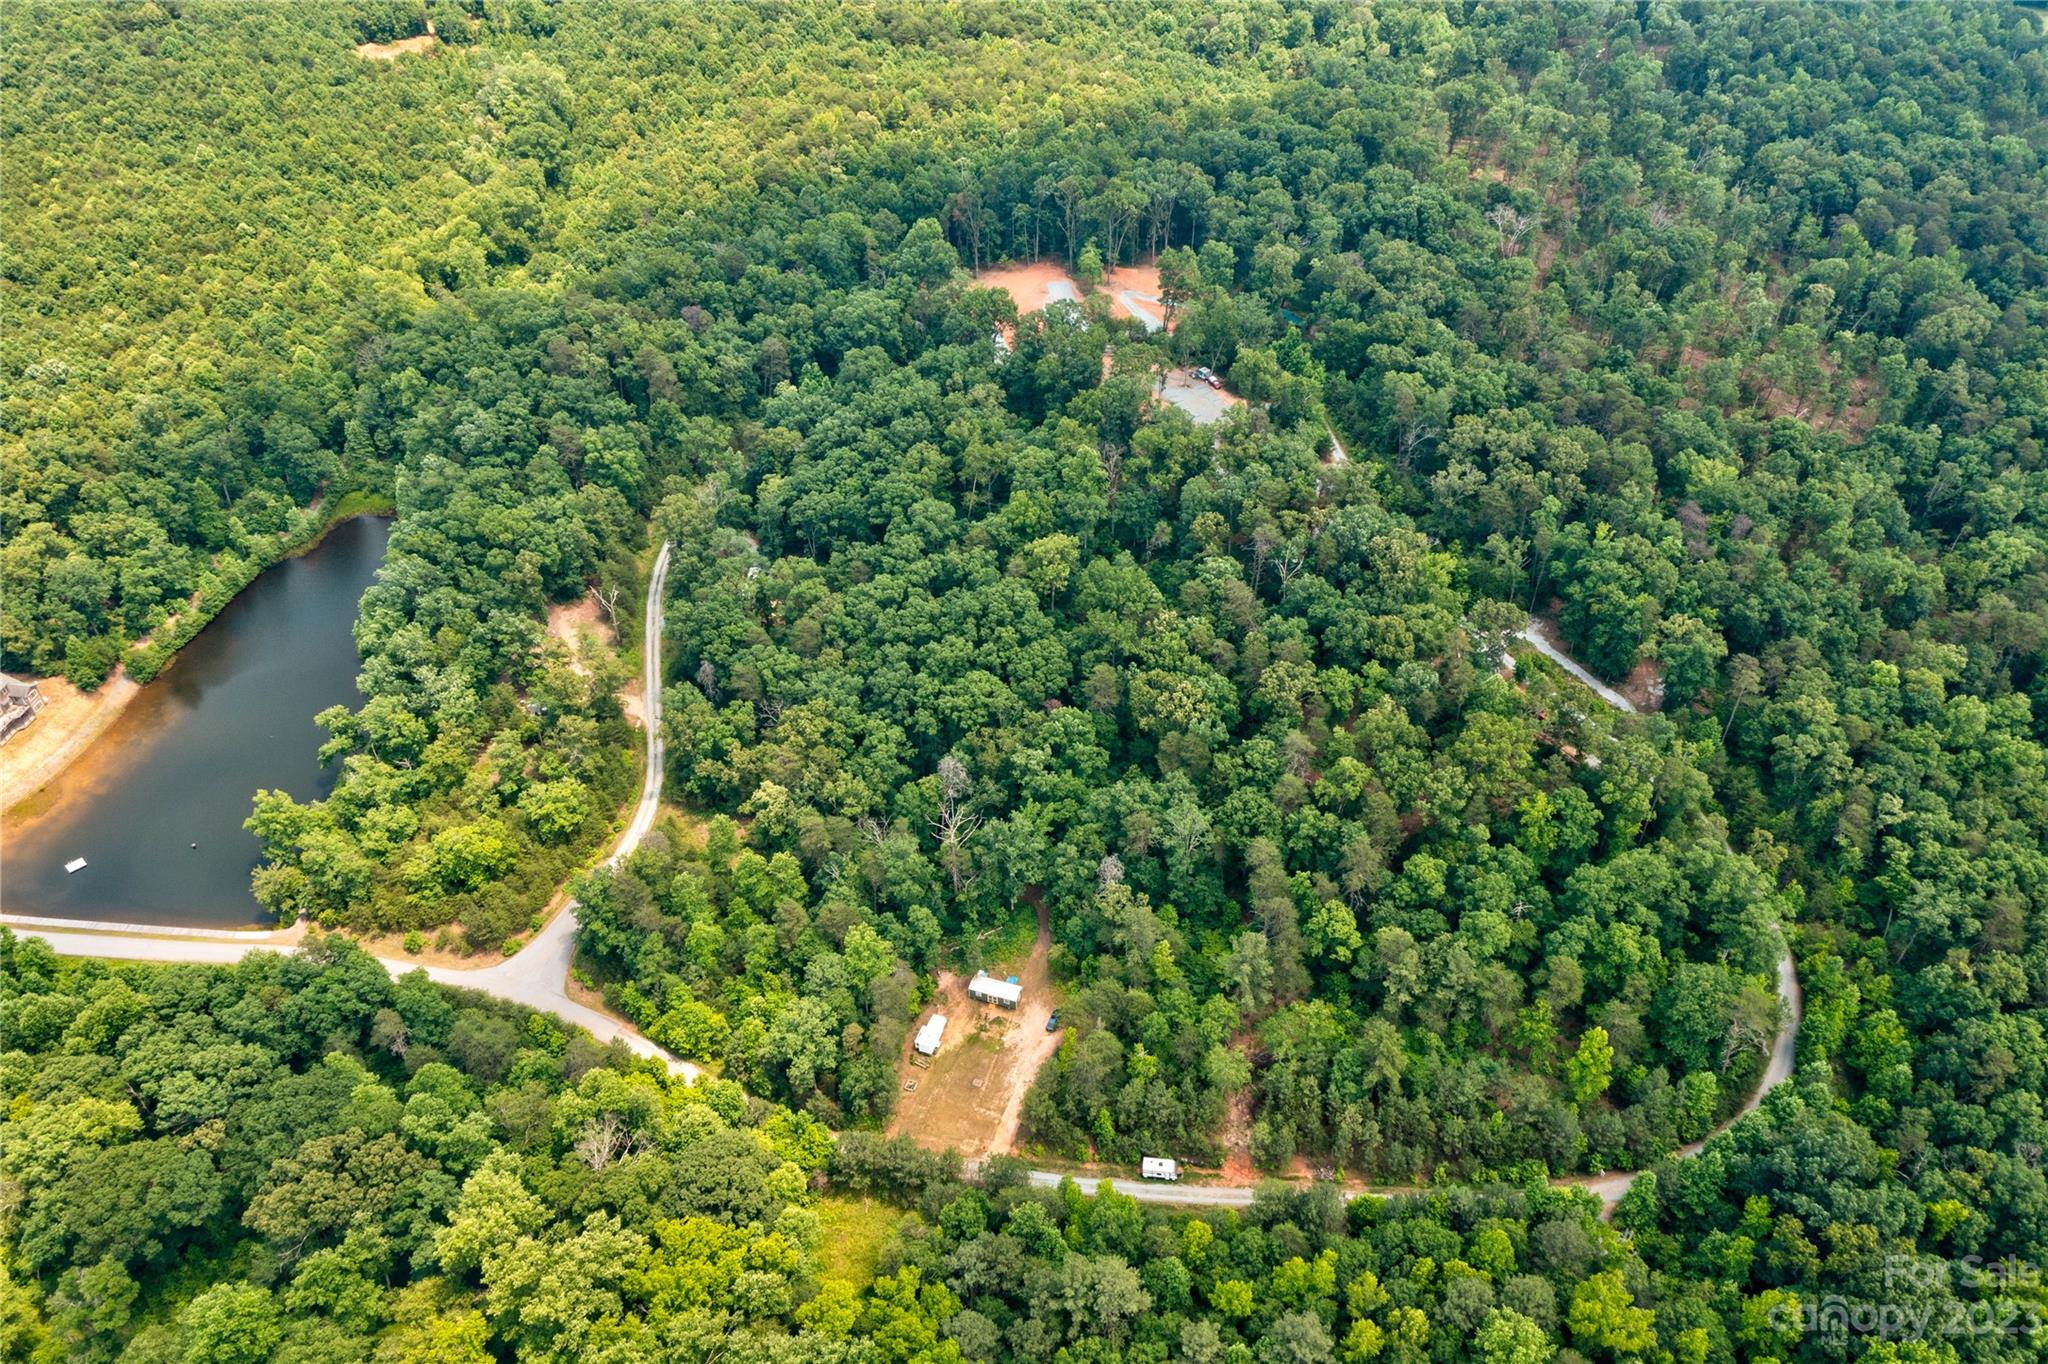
left=968, top=971, right=1023, bottom=1008
left=913, top=1013, right=947, bottom=1057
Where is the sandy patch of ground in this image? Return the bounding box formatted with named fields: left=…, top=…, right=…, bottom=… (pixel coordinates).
left=1218, top=1086, right=1258, bottom=1183
left=975, top=262, right=1084, bottom=316
left=1618, top=659, right=1666, bottom=714
left=1158, top=368, right=1243, bottom=425
left=546, top=594, right=619, bottom=681
left=889, top=902, right=1062, bottom=1161
left=1104, top=262, right=1168, bottom=332
left=0, top=673, right=141, bottom=818
left=355, top=32, right=438, bottom=60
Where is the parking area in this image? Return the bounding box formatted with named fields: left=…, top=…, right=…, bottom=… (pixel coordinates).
left=1159, top=367, right=1242, bottom=424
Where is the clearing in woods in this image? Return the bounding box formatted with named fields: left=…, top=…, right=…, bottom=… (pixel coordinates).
left=974, top=261, right=1083, bottom=316
left=887, top=900, right=1061, bottom=1161
left=1104, top=262, right=1167, bottom=331
left=816, top=1195, right=897, bottom=1289
left=545, top=594, right=620, bottom=680
left=354, top=31, right=438, bottom=60
left=1158, top=367, right=1243, bottom=425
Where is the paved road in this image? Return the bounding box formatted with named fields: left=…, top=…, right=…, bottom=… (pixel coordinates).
left=1025, top=1168, right=1255, bottom=1207
left=5, top=541, right=699, bottom=1081
left=1514, top=623, right=1640, bottom=714
left=1116, top=288, right=1164, bottom=332
left=1041, top=631, right=1800, bottom=1211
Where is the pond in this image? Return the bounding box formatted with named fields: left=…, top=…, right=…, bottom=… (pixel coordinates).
left=1, top=516, right=390, bottom=928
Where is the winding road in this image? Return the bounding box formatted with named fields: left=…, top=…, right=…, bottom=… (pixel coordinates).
left=1015, top=625, right=1803, bottom=1210
left=3, top=540, right=699, bottom=1081
left=7, top=554, right=1798, bottom=1212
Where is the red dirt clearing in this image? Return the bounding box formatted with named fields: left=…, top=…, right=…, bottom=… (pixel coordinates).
left=974, top=262, right=1084, bottom=316
left=1104, top=262, right=1170, bottom=331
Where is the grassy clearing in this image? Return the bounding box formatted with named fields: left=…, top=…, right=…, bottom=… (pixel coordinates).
left=814, top=1194, right=897, bottom=1290
left=952, top=904, right=1038, bottom=975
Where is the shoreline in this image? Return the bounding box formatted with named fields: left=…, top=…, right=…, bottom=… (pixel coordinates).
left=0, top=501, right=392, bottom=822
left=0, top=673, right=142, bottom=821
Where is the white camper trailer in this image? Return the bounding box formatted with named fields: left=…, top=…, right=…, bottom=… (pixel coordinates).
left=913, top=1013, right=947, bottom=1057
left=968, top=970, right=1023, bottom=1008
left=1140, top=1157, right=1180, bottom=1181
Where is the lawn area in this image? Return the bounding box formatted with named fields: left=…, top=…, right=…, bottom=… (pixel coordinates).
left=814, top=1194, right=898, bottom=1291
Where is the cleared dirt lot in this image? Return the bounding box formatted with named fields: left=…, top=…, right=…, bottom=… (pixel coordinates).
left=887, top=903, right=1062, bottom=1160
left=354, top=33, right=438, bottom=60
left=975, top=262, right=1084, bottom=316
left=1104, top=263, right=1167, bottom=331
left=546, top=594, right=620, bottom=680
left=978, top=259, right=1171, bottom=334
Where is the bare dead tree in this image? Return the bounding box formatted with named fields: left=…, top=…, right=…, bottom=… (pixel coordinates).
left=931, top=755, right=981, bottom=894
left=594, top=581, right=624, bottom=628
left=696, top=658, right=717, bottom=703
left=1165, top=803, right=1212, bottom=861
left=1486, top=203, right=1536, bottom=257
left=1097, top=852, right=1125, bottom=890
left=575, top=1112, right=640, bottom=1171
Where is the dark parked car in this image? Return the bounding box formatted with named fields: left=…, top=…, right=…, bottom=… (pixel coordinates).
left=1045, top=1012, right=1061, bottom=1032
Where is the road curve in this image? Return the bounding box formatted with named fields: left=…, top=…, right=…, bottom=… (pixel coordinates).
left=12, top=553, right=1798, bottom=1208
left=1025, top=630, right=1801, bottom=1211
left=4, top=541, right=698, bottom=1081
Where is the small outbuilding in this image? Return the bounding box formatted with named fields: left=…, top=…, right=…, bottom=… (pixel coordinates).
left=913, top=1013, right=948, bottom=1057
left=1141, top=1157, right=1180, bottom=1181
left=968, top=970, right=1023, bottom=1008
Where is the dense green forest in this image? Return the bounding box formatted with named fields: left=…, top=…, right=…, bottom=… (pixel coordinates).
left=6, top=1, right=2048, bottom=1361
left=6, top=938, right=2041, bottom=1364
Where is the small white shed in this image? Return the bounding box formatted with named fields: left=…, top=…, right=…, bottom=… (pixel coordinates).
left=914, top=1013, right=947, bottom=1057
left=1141, top=1157, right=1180, bottom=1181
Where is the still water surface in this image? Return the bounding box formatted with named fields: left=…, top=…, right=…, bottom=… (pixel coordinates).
left=1, top=516, right=389, bottom=927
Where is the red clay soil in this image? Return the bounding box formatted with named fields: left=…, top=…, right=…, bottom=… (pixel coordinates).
left=974, top=262, right=1085, bottom=316
left=1218, top=1087, right=1259, bottom=1183
left=1104, top=262, right=1170, bottom=331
